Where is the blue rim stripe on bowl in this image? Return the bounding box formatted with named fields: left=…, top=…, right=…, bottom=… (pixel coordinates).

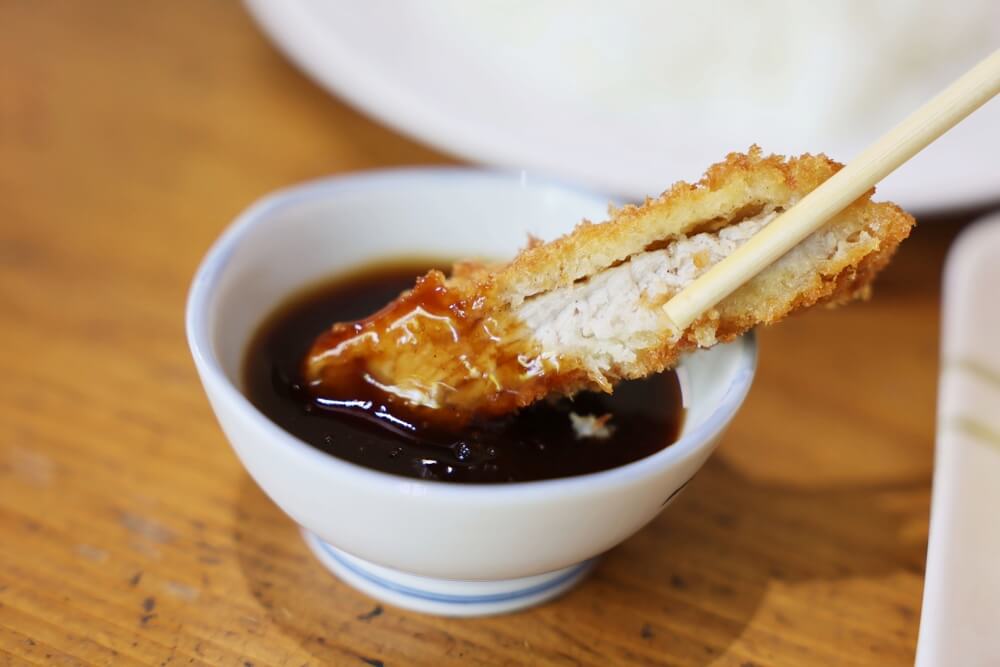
left=316, top=538, right=594, bottom=605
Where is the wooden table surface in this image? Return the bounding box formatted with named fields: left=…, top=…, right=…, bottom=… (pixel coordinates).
left=1, top=3, right=993, bottom=666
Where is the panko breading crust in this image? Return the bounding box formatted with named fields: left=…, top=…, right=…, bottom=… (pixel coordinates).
left=498, top=147, right=862, bottom=301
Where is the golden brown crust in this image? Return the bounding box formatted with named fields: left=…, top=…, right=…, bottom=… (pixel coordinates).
left=491, top=145, right=870, bottom=304
left=620, top=198, right=914, bottom=382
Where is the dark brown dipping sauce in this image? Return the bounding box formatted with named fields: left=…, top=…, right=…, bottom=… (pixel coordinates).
left=243, top=262, right=685, bottom=483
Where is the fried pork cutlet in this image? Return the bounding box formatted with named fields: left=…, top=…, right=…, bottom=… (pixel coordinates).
left=304, top=147, right=915, bottom=428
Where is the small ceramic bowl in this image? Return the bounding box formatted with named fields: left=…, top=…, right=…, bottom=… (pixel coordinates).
left=186, top=168, right=756, bottom=616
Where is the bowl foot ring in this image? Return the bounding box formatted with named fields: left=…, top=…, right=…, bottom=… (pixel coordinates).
left=302, top=529, right=597, bottom=617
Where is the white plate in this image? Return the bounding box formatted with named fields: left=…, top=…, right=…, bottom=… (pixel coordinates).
left=916, top=213, right=1000, bottom=666
left=244, top=0, right=999, bottom=212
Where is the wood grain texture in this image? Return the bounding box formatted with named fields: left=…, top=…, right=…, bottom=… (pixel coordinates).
left=0, top=2, right=989, bottom=665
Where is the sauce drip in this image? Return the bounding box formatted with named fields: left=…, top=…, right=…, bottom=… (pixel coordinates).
left=243, top=262, right=684, bottom=483
left=302, top=263, right=588, bottom=427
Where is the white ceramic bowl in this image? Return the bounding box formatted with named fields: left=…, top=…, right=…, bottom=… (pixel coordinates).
left=186, top=168, right=756, bottom=616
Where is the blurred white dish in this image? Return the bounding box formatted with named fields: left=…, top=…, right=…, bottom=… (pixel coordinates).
left=186, top=168, right=756, bottom=615
left=244, top=0, right=1000, bottom=212
left=916, top=213, right=1000, bottom=665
